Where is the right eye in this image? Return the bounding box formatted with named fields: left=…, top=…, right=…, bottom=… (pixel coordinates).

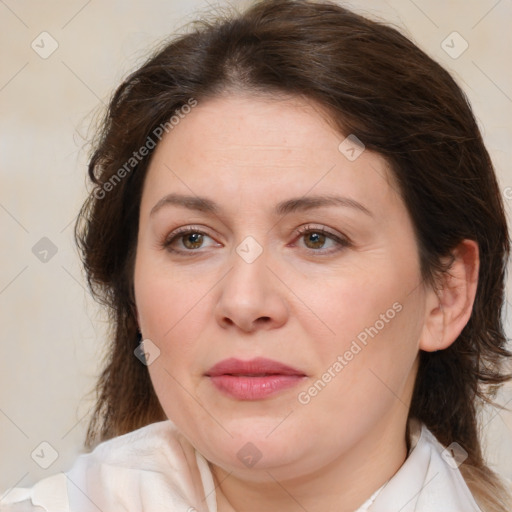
left=160, top=227, right=222, bottom=254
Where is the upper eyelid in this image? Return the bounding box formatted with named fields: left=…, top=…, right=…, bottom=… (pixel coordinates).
left=165, top=224, right=343, bottom=241
left=163, top=224, right=348, bottom=252
left=295, top=224, right=343, bottom=237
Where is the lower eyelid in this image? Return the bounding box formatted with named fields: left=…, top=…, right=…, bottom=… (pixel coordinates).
left=165, top=231, right=217, bottom=250
left=295, top=237, right=348, bottom=253
left=161, top=228, right=349, bottom=254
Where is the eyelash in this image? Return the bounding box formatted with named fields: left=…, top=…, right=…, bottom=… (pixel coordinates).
left=160, top=224, right=351, bottom=256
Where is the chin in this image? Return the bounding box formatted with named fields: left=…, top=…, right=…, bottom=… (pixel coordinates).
left=200, top=421, right=312, bottom=472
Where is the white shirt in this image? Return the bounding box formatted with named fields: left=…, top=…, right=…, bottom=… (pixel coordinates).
left=0, top=420, right=486, bottom=511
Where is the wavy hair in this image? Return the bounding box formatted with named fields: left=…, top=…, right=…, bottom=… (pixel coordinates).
left=75, top=1, right=511, bottom=509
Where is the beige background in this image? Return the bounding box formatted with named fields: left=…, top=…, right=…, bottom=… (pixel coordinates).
left=1, top=0, right=511, bottom=492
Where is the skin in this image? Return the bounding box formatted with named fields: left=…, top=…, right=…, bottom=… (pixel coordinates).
left=133, top=93, right=479, bottom=512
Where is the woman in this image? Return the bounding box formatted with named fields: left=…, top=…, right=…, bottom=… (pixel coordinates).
left=2, top=0, right=511, bottom=510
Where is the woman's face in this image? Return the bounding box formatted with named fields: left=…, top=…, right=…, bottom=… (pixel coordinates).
left=134, top=94, right=431, bottom=482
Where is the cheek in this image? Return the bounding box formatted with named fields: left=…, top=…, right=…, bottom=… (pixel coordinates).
left=293, top=301, right=421, bottom=451
left=134, top=249, right=212, bottom=341
left=314, top=286, right=423, bottom=405
left=134, top=253, right=216, bottom=399
left=299, top=263, right=406, bottom=346
left=299, top=260, right=424, bottom=397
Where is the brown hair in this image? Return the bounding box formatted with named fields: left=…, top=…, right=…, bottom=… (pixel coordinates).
left=75, top=0, right=511, bottom=508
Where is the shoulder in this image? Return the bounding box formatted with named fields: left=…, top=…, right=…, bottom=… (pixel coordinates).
left=418, top=425, right=484, bottom=509
left=0, top=473, right=69, bottom=512
left=0, top=420, right=204, bottom=512
left=77, top=419, right=189, bottom=468
left=372, top=421, right=484, bottom=511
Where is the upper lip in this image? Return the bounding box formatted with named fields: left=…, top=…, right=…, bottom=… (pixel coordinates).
left=205, top=357, right=305, bottom=377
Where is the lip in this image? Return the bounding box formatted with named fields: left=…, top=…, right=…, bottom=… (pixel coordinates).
left=205, top=357, right=306, bottom=400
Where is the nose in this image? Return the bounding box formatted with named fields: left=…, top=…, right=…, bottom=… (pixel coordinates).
left=214, top=245, right=289, bottom=333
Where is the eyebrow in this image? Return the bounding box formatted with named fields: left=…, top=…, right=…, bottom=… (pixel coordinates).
left=149, top=193, right=373, bottom=218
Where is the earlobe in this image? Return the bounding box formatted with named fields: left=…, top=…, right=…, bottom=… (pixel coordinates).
left=419, top=240, right=479, bottom=352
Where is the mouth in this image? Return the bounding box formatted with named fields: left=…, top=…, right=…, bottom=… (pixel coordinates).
left=205, top=357, right=307, bottom=400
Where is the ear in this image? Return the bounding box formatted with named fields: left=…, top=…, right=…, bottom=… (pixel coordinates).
left=420, top=240, right=479, bottom=352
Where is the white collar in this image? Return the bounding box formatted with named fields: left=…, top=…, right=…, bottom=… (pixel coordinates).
left=353, top=421, right=482, bottom=511
left=2, top=420, right=483, bottom=512
left=196, top=420, right=483, bottom=512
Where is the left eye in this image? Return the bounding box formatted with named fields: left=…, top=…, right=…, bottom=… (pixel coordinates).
left=161, top=226, right=350, bottom=255
left=301, top=231, right=333, bottom=250
left=295, top=227, right=348, bottom=252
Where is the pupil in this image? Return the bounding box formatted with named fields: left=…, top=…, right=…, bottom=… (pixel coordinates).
left=185, top=233, right=203, bottom=249
left=307, top=232, right=325, bottom=249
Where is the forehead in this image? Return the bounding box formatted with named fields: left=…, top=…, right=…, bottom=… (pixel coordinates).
left=141, top=94, right=402, bottom=219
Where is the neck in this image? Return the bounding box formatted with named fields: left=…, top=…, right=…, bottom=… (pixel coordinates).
left=212, top=416, right=409, bottom=512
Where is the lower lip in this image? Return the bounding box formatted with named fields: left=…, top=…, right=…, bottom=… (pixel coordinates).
left=208, top=375, right=305, bottom=400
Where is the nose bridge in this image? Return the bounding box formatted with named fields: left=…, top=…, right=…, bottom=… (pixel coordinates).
left=226, top=235, right=270, bottom=308
left=215, top=235, right=288, bottom=331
